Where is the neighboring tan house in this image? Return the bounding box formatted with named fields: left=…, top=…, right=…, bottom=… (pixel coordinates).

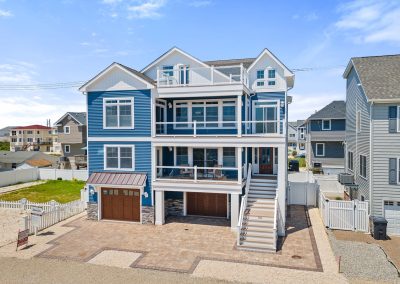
left=304, top=100, right=346, bottom=174
left=0, top=151, right=58, bottom=171
left=54, top=112, right=87, bottom=169
left=288, top=121, right=298, bottom=151
left=80, top=47, right=295, bottom=252
left=9, top=125, right=53, bottom=152
left=343, top=54, right=400, bottom=236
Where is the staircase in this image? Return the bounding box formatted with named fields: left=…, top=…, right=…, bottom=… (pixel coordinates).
left=237, top=175, right=278, bottom=253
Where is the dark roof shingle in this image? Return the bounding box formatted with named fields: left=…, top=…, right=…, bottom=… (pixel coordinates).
left=308, top=101, right=346, bottom=120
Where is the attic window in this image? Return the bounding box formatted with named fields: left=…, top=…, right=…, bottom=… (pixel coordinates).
left=322, top=120, right=331, bottom=130
left=162, top=66, right=174, bottom=77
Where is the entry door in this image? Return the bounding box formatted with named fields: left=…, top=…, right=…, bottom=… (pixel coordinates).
left=259, top=147, right=273, bottom=174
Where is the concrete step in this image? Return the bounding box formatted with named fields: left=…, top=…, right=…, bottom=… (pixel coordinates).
left=250, top=178, right=277, bottom=184
left=241, top=235, right=275, bottom=244
left=247, top=198, right=275, bottom=204
left=247, top=203, right=275, bottom=209
left=240, top=230, right=274, bottom=238
left=248, top=193, right=276, bottom=199
left=247, top=209, right=274, bottom=218
left=242, top=226, right=274, bottom=233
left=244, top=215, right=274, bottom=223
left=248, top=189, right=277, bottom=195
left=237, top=244, right=276, bottom=253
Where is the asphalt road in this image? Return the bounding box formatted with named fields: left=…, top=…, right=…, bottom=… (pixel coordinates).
left=0, top=257, right=232, bottom=284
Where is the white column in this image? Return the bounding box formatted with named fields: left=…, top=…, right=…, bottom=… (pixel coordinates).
left=237, top=95, right=242, bottom=137
left=277, top=145, right=286, bottom=236
left=237, top=147, right=242, bottom=183
left=151, top=145, right=156, bottom=182
left=230, top=194, right=239, bottom=230
left=183, top=192, right=187, bottom=216
left=155, top=190, right=165, bottom=225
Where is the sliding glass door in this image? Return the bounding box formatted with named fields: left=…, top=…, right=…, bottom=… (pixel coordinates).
left=253, top=101, right=278, bottom=134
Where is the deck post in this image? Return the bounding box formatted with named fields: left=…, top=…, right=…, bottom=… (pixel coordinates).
left=230, top=194, right=239, bottom=230
left=155, top=190, right=165, bottom=225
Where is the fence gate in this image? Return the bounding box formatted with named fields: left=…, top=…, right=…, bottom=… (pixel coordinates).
left=319, top=193, right=369, bottom=232
left=289, top=182, right=318, bottom=206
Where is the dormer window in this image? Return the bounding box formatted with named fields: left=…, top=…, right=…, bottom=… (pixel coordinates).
left=268, top=69, right=276, bottom=86
left=162, top=65, right=174, bottom=77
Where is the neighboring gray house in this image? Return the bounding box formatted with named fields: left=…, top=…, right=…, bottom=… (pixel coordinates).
left=297, top=120, right=306, bottom=154
left=304, top=101, right=346, bottom=173
left=288, top=121, right=298, bottom=151
left=0, top=151, right=58, bottom=171
left=0, top=126, right=15, bottom=142
left=54, top=112, right=87, bottom=169
left=343, top=54, right=400, bottom=235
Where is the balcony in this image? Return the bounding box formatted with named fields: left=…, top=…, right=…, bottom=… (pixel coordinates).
left=155, top=120, right=283, bottom=137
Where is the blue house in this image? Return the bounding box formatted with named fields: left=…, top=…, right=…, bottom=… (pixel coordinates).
left=80, top=47, right=295, bottom=252
left=304, top=100, right=346, bottom=174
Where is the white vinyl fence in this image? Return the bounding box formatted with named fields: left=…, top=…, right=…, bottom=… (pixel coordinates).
left=319, top=192, right=369, bottom=232
left=288, top=181, right=319, bottom=206
left=0, top=168, right=39, bottom=187
left=0, top=199, right=64, bottom=212
left=38, top=168, right=88, bottom=181
left=23, top=199, right=86, bottom=234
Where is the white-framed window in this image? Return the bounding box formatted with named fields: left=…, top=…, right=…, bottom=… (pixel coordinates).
left=322, top=119, right=331, bottom=130
left=64, top=145, right=71, bottom=153
left=348, top=151, right=354, bottom=171
left=27, top=138, right=33, bottom=142
left=316, top=143, right=325, bottom=157
left=18, top=138, right=22, bottom=142
left=64, top=126, right=70, bottom=134
left=162, top=65, right=174, bottom=77
left=11, top=138, right=17, bottom=142
left=256, top=70, right=265, bottom=87
left=27, top=130, right=33, bottom=134
left=173, top=99, right=237, bottom=129
left=268, top=69, right=276, bottom=79
left=356, top=111, right=361, bottom=132
left=299, top=143, right=305, bottom=150
left=176, top=147, right=188, bottom=165
left=359, top=155, right=367, bottom=178
left=223, top=147, right=236, bottom=167
left=299, top=127, right=305, bottom=139
left=289, top=134, right=295, bottom=137
left=103, top=98, right=134, bottom=129
left=104, top=145, right=135, bottom=170
left=11, top=131, right=16, bottom=136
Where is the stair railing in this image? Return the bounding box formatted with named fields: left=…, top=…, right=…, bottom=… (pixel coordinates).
left=237, top=164, right=252, bottom=246
left=273, top=194, right=279, bottom=251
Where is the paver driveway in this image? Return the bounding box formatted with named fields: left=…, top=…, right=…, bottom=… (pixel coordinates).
left=36, top=205, right=322, bottom=273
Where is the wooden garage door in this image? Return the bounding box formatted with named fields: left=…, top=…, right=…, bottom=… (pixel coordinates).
left=187, top=193, right=227, bottom=217
left=102, top=188, right=140, bottom=222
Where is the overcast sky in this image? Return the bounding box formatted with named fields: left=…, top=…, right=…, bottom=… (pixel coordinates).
left=0, top=0, right=399, bottom=128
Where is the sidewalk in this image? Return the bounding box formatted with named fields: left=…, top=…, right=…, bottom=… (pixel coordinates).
left=0, top=181, right=45, bottom=195
left=192, top=208, right=348, bottom=283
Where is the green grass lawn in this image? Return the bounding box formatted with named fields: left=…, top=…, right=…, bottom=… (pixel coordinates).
left=0, top=180, right=85, bottom=203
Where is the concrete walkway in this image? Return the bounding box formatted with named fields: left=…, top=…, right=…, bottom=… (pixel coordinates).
left=192, top=208, right=348, bottom=283
left=0, top=180, right=45, bottom=195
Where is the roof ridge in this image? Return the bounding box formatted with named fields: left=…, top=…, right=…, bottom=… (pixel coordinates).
left=352, top=54, right=400, bottom=60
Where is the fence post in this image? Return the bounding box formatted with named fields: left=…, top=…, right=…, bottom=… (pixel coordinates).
left=20, top=198, right=27, bottom=211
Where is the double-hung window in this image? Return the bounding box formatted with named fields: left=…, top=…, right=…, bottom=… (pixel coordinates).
left=322, top=120, right=331, bottom=130
left=256, top=70, right=264, bottom=87
left=104, top=98, right=134, bottom=129
left=104, top=145, right=135, bottom=170
left=64, top=145, right=71, bottom=153
left=64, top=126, right=70, bottom=134
left=268, top=69, right=276, bottom=86
left=316, top=143, right=325, bottom=157
left=359, top=155, right=367, bottom=178
left=348, top=151, right=354, bottom=171
left=27, top=130, right=33, bottom=134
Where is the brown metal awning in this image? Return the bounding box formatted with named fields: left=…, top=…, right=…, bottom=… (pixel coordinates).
left=87, top=172, right=147, bottom=188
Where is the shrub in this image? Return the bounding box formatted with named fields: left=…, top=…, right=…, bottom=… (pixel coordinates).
left=292, top=150, right=297, bottom=157
left=298, top=158, right=306, bottom=168
left=335, top=196, right=343, bottom=200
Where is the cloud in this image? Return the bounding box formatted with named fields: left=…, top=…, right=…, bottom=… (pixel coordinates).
left=127, top=0, right=166, bottom=19
left=292, top=12, right=319, bottom=22
left=189, top=0, right=212, bottom=8
left=0, top=9, right=12, bottom=17
left=335, top=0, right=400, bottom=43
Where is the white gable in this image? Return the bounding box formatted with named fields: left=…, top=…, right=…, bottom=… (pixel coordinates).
left=143, top=48, right=209, bottom=80
left=81, top=64, right=153, bottom=92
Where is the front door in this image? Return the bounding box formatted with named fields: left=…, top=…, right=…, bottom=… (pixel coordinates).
left=259, top=147, right=273, bottom=174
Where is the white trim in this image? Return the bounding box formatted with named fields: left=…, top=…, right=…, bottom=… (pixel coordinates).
left=79, top=63, right=154, bottom=92
left=397, top=157, right=400, bottom=185
left=64, top=144, right=71, bottom=153
left=315, top=143, right=325, bottom=157
left=322, top=119, right=331, bottom=131
left=88, top=137, right=151, bottom=142
left=247, top=48, right=294, bottom=77
left=356, top=110, right=362, bottom=133
left=103, top=144, right=135, bottom=171
left=347, top=151, right=354, bottom=172
left=359, top=154, right=367, bottom=179
left=141, top=47, right=210, bottom=73
left=103, top=97, right=135, bottom=129
left=64, top=126, right=70, bottom=134
left=397, top=106, right=400, bottom=133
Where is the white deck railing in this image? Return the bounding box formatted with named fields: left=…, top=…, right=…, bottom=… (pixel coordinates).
left=157, top=65, right=249, bottom=88
left=156, top=165, right=241, bottom=184
left=155, top=120, right=282, bottom=136
left=237, top=164, right=252, bottom=245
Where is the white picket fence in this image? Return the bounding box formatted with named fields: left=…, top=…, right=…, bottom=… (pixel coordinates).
left=319, top=192, right=369, bottom=232
left=23, top=199, right=86, bottom=234
left=0, top=199, right=62, bottom=212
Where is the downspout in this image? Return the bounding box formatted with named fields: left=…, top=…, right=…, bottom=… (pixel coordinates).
left=369, top=102, right=373, bottom=214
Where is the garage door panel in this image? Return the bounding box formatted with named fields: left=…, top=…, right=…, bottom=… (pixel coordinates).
left=187, top=193, right=227, bottom=217
left=102, top=188, right=140, bottom=222
left=384, top=202, right=400, bottom=236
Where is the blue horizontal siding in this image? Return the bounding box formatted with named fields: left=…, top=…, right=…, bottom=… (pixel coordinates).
left=87, top=90, right=151, bottom=137
left=312, top=141, right=345, bottom=158
left=310, top=119, right=346, bottom=131
left=88, top=141, right=152, bottom=206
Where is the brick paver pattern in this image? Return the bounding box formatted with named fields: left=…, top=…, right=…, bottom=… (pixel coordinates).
left=36, top=205, right=320, bottom=273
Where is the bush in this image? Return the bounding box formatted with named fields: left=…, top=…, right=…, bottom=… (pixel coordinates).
left=335, top=196, right=343, bottom=200
left=292, top=150, right=297, bottom=157
left=297, top=157, right=306, bottom=168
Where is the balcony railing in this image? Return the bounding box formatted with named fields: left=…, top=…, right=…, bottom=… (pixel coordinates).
left=155, top=120, right=282, bottom=136
left=156, top=65, right=249, bottom=88
left=156, top=165, right=241, bottom=183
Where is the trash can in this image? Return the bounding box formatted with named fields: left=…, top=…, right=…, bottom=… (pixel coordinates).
left=369, top=216, right=388, bottom=240
left=289, top=160, right=299, bottom=172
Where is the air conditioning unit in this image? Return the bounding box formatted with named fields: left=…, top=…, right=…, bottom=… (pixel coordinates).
left=338, top=173, right=354, bottom=185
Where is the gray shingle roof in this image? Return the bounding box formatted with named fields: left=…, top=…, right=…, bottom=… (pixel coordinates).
left=350, top=55, right=400, bottom=101
left=308, top=101, right=346, bottom=120
left=0, top=151, right=58, bottom=164
left=68, top=112, right=86, bottom=125
left=0, top=126, right=16, bottom=137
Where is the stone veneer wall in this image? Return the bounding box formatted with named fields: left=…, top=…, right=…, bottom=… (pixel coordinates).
left=142, top=206, right=155, bottom=224
left=165, top=198, right=184, bottom=217
left=87, top=202, right=98, bottom=220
